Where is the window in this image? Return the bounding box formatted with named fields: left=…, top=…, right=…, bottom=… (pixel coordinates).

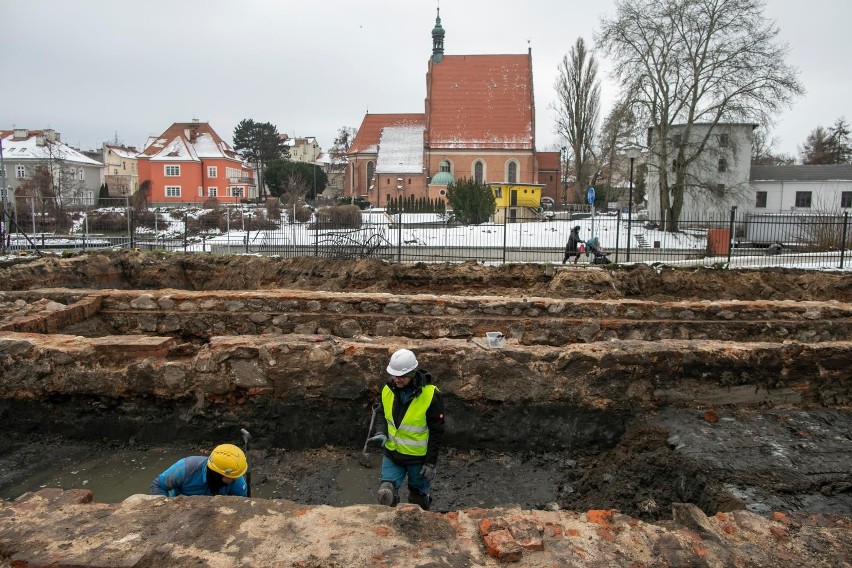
left=165, top=186, right=181, bottom=198
left=719, top=133, right=729, bottom=147
left=231, top=187, right=244, bottom=198
left=366, top=161, right=375, bottom=187
left=439, top=160, right=451, bottom=173
left=493, top=187, right=503, bottom=199
left=755, top=191, right=767, bottom=208
left=474, top=161, right=484, bottom=184
left=198, top=187, right=203, bottom=197
left=408, top=178, right=411, bottom=185
left=114, top=169, right=119, bottom=175
left=0, top=166, right=5, bottom=178
left=795, top=191, right=812, bottom=208
left=718, top=159, right=727, bottom=173
left=208, top=166, right=217, bottom=178
left=507, top=161, right=517, bottom=183
left=122, top=162, right=126, bottom=170
left=672, top=134, right=682, bottom=147
left=164, top=165, right=180, bottom=177
left=841, top=192, right=852, bottom=208
left=208, top=187, right=218, bottom=197
left=78, top=168, right=85, bottom=181
left=16, top=165, right=25, bottom=178
left=387, top=178, right=390, bottom=185
left=716, top=183, right=725, bottom=193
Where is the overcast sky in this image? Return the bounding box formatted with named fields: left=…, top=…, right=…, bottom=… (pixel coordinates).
left=2, top=0, right=848, bottom=160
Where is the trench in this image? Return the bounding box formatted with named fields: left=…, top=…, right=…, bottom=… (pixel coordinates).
left=2, top=395, right=850, bottom=520
left=1, top=255, right=851, bottom=522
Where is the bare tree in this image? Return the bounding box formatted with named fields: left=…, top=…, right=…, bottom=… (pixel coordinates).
left=553, top=37, right=601, bottom=198
left=598, top=0, right=804, bottom=231
left=752, top=127, right=794, bottom=166
left=596, top=98, right=639, bottom=197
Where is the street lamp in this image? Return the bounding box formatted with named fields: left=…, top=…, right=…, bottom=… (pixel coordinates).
left=624, top=146, right=641, bottom=262
left=560, top=146, right=567, bottom=208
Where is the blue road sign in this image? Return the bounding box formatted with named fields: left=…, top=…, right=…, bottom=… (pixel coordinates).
left=587, top=187, right=595, bottom=205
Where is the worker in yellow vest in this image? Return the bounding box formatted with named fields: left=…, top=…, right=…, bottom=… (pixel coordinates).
left=366, top=348, right=445, bottom=510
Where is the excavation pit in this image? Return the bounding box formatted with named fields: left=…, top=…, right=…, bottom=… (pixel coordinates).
left=0, top=252, right=850, bottom=527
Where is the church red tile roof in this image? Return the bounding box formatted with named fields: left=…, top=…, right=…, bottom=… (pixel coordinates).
left=427, top=54, right=534, bottom=151
left=349, top=114, right=425, bottom=154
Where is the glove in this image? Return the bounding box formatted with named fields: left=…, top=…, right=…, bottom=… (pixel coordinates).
left=367, top=434, right=387, bottom=446
left=419, top=463, right=436, bottom=482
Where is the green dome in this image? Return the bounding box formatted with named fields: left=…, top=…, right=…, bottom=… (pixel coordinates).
left=431, top=171, right=455, bottom=185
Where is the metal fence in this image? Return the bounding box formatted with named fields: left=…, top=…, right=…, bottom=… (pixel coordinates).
left=2, top=199, right=849, bottom=270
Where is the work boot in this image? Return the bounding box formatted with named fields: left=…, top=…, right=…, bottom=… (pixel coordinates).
left=407, top=490, right=430, bottom=511
left=377, top=482, right=396, bottom=507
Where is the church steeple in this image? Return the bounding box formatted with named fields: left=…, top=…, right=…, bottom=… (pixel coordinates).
left=431, top=7, right=445, bottom=63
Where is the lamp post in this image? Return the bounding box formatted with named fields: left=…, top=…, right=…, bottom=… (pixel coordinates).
left=624, top=146, right=641, bottom=262
left=560, top=146, right=567, bottom=208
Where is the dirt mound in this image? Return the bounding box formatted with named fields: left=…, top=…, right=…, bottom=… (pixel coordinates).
left=1, top=251, right=850, bottom=301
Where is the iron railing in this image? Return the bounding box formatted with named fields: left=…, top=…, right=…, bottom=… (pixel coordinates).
left=2, top=200, right=849, bottom=270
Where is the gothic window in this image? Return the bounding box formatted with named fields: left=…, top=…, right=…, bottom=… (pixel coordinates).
left=507, top=161, right=517, bottom=183
left=474, top=161, right=484, bottom=184
left=366, top=161, right=375, bottom=188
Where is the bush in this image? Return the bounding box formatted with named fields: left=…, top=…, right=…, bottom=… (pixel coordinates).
left=335, top=196, right=371, bottom=210
left=315, top=205, right=362, bottom=229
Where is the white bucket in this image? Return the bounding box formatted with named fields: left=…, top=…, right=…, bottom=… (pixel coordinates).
left=485, top=332, right=505, bottom=349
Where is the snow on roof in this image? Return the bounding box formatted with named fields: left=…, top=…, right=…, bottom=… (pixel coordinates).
left=192, top=133, right=227, bottom=158
left=376, top=125, right=424, bottom=174
left=148, top=137, right=199, bottom=162
left=0, top=131, right=102, bottom=166
left=105, top=145, right=138, bottom=159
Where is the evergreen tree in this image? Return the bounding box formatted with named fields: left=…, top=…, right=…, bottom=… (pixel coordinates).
left=233, top=119, right=288, bottom=198
left=98, top=183, right=110, bottom=206
left=446, top=177, right=496, bottom=225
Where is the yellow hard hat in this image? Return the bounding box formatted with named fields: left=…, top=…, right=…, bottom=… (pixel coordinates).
left=207, top=444, right=247, bottom=478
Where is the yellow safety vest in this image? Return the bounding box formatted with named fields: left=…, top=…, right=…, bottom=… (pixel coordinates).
left=382, top=384, right=437, bottom=457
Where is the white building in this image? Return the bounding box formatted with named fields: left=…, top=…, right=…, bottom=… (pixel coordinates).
left=645, top=123, right=755, bottom=221
left=0, top=128, right=103, bottom=205
left=750, top=165, right=852, bottom=213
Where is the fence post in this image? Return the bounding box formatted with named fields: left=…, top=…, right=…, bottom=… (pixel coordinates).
left=502, top=210, right=508, bottom=264
left=83, top=212, right=88, bottom=250
left=126, top=199, right=133, bottom=249
left=184, top=211, right=188, bottom=252
left=726, top=206, right=737, bottom=268
left=397, top=210, right=402, bottom=263
left=614, top=210, right=621, bottom=264
left=30, top=197, right=38, bottom=251
left=246, top=213, right=251, bottom=254
left=841, top=211, right=849, bottom=270
left=314, top=210, right=319, bottom=258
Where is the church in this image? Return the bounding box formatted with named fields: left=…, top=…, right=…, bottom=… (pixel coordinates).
left=345, top=10, right=560, bottom=209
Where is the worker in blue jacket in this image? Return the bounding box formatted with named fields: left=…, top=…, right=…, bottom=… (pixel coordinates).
left=150, top=443, right=248, bottom=497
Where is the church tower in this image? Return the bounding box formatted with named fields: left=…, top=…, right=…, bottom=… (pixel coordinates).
left=431, top=8, right=445, bottom=63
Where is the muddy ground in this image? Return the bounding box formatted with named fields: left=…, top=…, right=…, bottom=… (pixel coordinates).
left=0, top=251, right=850, bottom=522
left=1, top=405, right=849, bottom=521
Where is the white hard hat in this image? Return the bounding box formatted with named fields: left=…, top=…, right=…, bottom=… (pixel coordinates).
left=387, top=348, right=418, bottom=376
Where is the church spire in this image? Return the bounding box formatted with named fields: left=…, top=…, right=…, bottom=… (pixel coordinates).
left=431, top=7, right=445, bottom=63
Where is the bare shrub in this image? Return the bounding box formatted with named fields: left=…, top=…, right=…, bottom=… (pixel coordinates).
left=266, top=198, right=281, bottom=219
left=315, top=205, right=363, bottom=229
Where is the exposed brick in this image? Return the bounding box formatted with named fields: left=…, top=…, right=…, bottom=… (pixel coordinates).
left=483, top=529, right=523, bottom=562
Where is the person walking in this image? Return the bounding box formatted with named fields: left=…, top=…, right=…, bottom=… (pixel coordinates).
left=366, top=348, right=445, bottom=510
left=150, top=443, right=248, bottom=497
left=562, top=225, right=582, bottom=264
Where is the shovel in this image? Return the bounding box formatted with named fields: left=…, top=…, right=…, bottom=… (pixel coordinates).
left=358, top=403, right=382, bottom=468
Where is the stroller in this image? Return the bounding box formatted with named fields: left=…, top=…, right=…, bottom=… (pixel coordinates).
left=585, top=238, right=611, bottom=264
left=591, top=250, right=612, bottom=264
